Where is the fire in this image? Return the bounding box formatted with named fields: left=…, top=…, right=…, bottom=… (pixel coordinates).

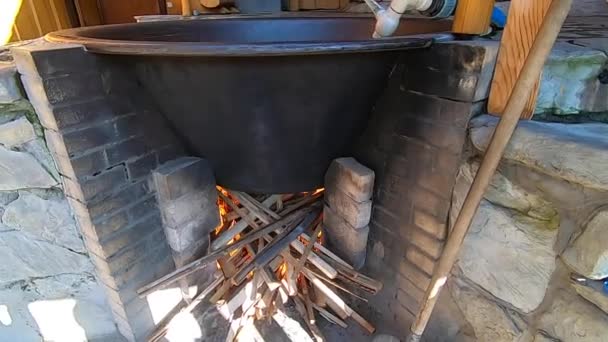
left=277, top=262, right=288, bottom=279
left=312, top=187, right=325, bottom=196
left=213, top=186, right=234, bottom=236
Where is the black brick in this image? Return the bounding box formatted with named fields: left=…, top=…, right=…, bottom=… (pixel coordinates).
left=51, top=98, right=117, bottom=131
left=61, top=120, right=126, bottom=156
left=105, top=136, right=152, bottom=166
left=390, top=135, right=434, bottom=166
left=396, top=287, right=421, bottom=315
left=399, top=260, right=431, bottom=292
left=70, top=150, right=108, bottom=177
left=79, top=165, right=127, bottom=201
left=94, top=230, right=168, bottom=282
left=86, top=181, right=148, bottom=219
left=400, top=41, right=498, bottom=102
left=42, top=73, right=105, bottom=105
left=89, top=211, right=129, bottom=241
left=157, top=144, right=186, bottom=164
left=127, top=196, right=158, bottom=222
left=417, top=168, right=457, bottom=200
left=126, top=153, right=157, bottom=180
left=434, top=150, right=461, bottom=173
left=396, top=115, right=467, bottom=155
left=409, top=186, right=450, bottom=221
left=99, top=213, right=163, bottom=258
left=384, top=156, right=410, bottom=179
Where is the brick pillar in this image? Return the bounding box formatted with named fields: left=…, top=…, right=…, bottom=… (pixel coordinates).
left=354, top=40, right=499, bottom=337
left=153, top=157, right=220, bottom=297
left=323, top=157, right=374, bottom=270
left=11, top=40, right=187, bottom=341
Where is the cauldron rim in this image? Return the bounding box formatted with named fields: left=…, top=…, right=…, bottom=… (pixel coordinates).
left=45, top=15, right=453, bottom=57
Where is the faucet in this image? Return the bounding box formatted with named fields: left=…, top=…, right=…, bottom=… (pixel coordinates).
left=364, top=0, right=457, bottom=38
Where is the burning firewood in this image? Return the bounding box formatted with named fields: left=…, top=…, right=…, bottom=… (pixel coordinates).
left=140, top=188, right=381, bottom=342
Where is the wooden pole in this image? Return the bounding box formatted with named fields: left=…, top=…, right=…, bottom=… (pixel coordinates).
left=181, top=0, right=191, bottom=15
left=452, top=0, right=495, bottom=35
left=488, top=0, right=553, bottom=119
left=406, top=0, right=572, bottom=340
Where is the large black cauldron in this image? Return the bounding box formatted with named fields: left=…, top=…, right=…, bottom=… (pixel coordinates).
left=47, top=15, right=451, bottom=193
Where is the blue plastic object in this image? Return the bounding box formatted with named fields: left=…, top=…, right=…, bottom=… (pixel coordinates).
left=491, top=6, right=507, bottom=28
left=603, top=279, right=608, bottom=294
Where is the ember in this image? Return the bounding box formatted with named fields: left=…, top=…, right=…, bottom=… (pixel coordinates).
left=138, top=189, right=382, bottom=342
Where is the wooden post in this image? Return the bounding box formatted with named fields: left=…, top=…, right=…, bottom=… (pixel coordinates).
left=181, top=0, right=191, bottom=15
left=452, top=0, right=495, bottom=35
left=488, top=0, right=553, bottom=119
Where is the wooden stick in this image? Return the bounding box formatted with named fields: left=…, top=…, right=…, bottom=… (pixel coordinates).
left=304, top=269, right=375, bottom=334
left=292, top=223, right=323, bottom=281
left=209, top=280, right=231, bottom=304
left=230, top=211, right=315, bottom=285
left=137, top=207, right=311, bottom=297
left=231, top=191, right=272, bottom=224
left=285, top=262, right=298, bottom=296
left=300, top=233, right=353, bottom=270
left=408, top=1, right=572, bottom=340
left=312, top=303, right=348, bottom=328
left=290, top=239, right=338, bottom=279
left=278, top=192, right=323, bottom=217
left=301, top=280, right=315, bottom=324
left=329, top=261, right=383, bottom=293
left=238, top=192, right=281, bottom=220
left=294, top=296, right=325, bottom=342
left=218, top=190, right=260, bottom=229
left=212, top=195, right=280, bottom=250
left=307, top=269, right=368, bottom=302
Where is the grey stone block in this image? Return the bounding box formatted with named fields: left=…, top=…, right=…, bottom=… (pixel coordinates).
left=0, top=64, right=22, bottom=103
left=0, top=117, right=35, bottom=147
left=323, top=205, right=369, bottom=270
left=154, top=157, right=215, bottom=201
left=159, top=190, right=218, bottom=229
left=324, top=186, right=372, bottom=229
left=154, top=156, right=219, bottom=267
left=324, top=157, right=375, bottom=202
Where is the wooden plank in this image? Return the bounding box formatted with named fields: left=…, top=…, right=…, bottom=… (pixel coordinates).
left=452, top=0, right=495, bottom=35
left=488, top=0, right=553, bottom=119
left=13, top=1, right=41, bottom=41
left=74, top=0, right=104, bottom=26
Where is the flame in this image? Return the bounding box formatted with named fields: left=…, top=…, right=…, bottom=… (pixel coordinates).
left=213, top=186, right=234, bottom=236
left=277, top=262, right=288, bottom=279
left=312, top=188, right=325, bottom=196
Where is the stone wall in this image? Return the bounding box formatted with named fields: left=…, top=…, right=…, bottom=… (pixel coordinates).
left=0, top=62, right=119, bottom=340
left=432, top=41, right=608, bottom=342
left=440, top=115, right=608, bottom=342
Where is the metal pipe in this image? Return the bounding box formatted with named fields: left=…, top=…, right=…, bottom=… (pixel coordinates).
left=364, top=0, right=434, bottom=38
left=406, top=0, right=573, bottom=340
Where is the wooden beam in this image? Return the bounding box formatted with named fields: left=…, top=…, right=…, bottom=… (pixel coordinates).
left=452, top=0, right=495, bottom=35
left=181, top=0, right=192, bottom=15
left=488, top=0, right=553, bottom=119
